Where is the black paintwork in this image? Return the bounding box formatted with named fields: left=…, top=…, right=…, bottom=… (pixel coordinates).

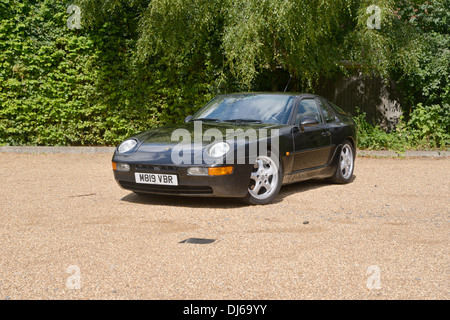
left=112, top=93, right=356, bottom=198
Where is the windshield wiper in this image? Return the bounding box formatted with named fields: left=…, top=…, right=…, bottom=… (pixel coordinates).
left=222, top=119, right=262, bottom=124
left=191, top=118, right=221, bottom=122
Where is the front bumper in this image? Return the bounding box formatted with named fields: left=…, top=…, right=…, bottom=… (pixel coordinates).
left=113, top=163, right=253, bottom=197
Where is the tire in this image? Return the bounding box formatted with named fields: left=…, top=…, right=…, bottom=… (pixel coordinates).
left=242, top=153, right=283, bottom=205
left=328, top=140, right=355, bottom=184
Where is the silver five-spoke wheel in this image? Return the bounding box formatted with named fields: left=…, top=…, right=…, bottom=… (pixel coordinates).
left=328, top=140, right=355, bottom=184
left=340, top=144, right=354, bottom=180
left=248, top=155, right=279, bottom=200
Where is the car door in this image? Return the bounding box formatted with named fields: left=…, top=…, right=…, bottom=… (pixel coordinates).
left=292, top=98, right=332, bottom=171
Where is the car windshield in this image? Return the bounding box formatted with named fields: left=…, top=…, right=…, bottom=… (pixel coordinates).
left=192, top=94, right=294, bottom=124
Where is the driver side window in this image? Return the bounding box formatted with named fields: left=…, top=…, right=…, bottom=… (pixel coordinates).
left=295, top=99, right=322, bottom=124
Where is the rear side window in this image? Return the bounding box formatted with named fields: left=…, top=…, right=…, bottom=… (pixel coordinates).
left=318, top=99, right=336, bottom=122
left=328, top=101, right=348, bottom=116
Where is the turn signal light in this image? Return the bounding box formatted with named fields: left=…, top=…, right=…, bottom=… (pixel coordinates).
left=112, top=162, right=130, bottom=172
left=208, top=166, right=233, bottom=176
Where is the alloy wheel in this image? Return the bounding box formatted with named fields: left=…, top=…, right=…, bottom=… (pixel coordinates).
left=340, top=144, right=354, bottom=180
left=248, top=155, right=279, bottom=200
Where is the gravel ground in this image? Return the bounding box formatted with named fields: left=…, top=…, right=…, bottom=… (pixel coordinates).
left=0, top=153, right=448, bottom=300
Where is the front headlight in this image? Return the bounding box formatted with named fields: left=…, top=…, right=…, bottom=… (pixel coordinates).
left=117, top=139, right=138, bottom=153
left=208, top=142, right=230, bottom=158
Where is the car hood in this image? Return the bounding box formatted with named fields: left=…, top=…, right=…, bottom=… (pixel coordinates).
left=113, top=122, right=286, bottom=164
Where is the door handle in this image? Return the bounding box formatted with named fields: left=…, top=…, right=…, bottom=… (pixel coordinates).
left=322, top=131, right=330, bottom=137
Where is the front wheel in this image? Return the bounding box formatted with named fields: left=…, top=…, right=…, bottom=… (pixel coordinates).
left=242, top=154, right=283, bottom=205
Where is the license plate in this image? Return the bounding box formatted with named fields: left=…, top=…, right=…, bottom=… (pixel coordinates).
left=135, top=173, right=178, bottom=186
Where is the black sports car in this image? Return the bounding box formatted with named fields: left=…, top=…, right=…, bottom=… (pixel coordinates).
left=112, top=93, right=356, bottom=205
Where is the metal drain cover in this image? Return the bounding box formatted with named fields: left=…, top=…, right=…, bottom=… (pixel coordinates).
left=179, top=238, right=215, bottom=244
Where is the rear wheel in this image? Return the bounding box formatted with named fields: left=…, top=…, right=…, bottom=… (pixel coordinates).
left=243, top=154, right=283, bottom=205
left=328, top=140, right=355, bottom=184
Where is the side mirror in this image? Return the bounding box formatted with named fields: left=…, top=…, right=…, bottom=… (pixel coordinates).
left=300, top=117, right=319, bottom=127
left=184, top=115, right=193, bottom=123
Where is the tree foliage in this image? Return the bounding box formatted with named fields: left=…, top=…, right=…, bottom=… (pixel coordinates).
left=0, top=0, right=104, bottom=145
left=0, top=0, right=221, bottom=145
left=1, top=0, right=447, bottom=147
left=394, top=0, right=449, bottom=108
left=78, top=0, right=423, bottom=90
